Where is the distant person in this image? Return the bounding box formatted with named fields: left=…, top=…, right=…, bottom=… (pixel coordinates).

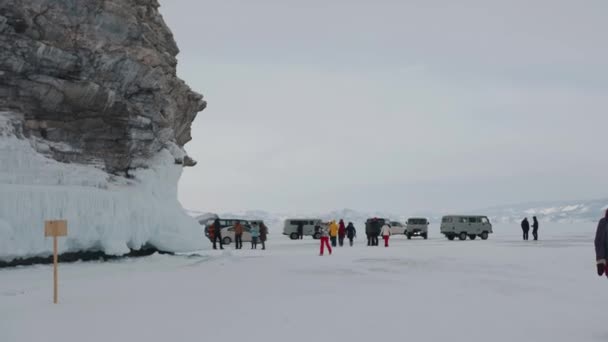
left=365, top=220, right=372, bottom=246
left=532, top=216, right=539, bottom=241
left=595, top=210, right=608, bottom=277
left=521, top=217, right=530, bottom=241
left=346, top=222, right=357, bottom=247
left=371, top=219, right=381, bottom=246
left=329, top=220, right=339, bottom=247
left=381, top=222, right=391, bottom=247
left=260, top=223, right=268, bottom=250
left=234, top=221, right=244, bottom=250
left=212, top=218, right=224, bottom=250
left=250, top=222, right=260, bottom=249
left=297, top=222, right=304, bottom=240
left=319, top=223, right=332, bottom=256
left=338, top=219, right=346, bottom=247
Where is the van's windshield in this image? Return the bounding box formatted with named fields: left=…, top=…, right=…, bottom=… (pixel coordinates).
left=408, top=219, right=427, bottom=225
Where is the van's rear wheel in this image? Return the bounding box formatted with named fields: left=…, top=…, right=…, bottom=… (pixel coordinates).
left=313, top=233, right=321, bottom=240
left=480, top=231, right=489, bottom=240
left=222, top=237, right=231, bottom=245
left=290, top=233, right=299, bottom=240
left=407, top=234, right=412, bottom=240
left=458, top=232, right=467, bottom=241
left=447, top=235, right=455, bottom=241
left=468, top=235, right=477, bottom=240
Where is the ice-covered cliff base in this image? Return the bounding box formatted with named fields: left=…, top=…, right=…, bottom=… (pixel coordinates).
left=0, top=114, right=206, bottom=262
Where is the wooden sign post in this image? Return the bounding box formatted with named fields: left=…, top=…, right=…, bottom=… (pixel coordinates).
left=44, top=220, right=68, bottom=304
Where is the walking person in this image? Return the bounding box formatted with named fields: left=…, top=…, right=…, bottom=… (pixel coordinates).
left=260, top=222, right=268, bottom=250
left=365, top=220, right=372, bottom=246
left=319, top=223, right=332, bottom=256
left=595, top=210, right=608, bottom=277
left=346, top=222, right=357, bottom=247
left=532, top=216, right=539, bottom=241
left=297, top=222, right=304, bottom=240
left=521, top=217, right=530, bottom=241
left=234, top=221, right=244, bottom=249
left=381, top=222, right=391, bottom=247
left=329, top=220, right=339, bottom=247
left=338, top=219, right=346, bottom=247
left=250, top=222, right=260, bottom=249
left=212, top=218, right=224, bottom=250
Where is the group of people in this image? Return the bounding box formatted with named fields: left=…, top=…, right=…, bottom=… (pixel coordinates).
left=207, top=218, right=268, bottom=250
left=520, top=217, right=540, bottom=241
left=315, top=219, right=357, bottom=255
left=365, top=218, right=393, bottom=247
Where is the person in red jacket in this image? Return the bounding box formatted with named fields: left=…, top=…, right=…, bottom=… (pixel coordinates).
left=338, top=219, right=346, bottom=247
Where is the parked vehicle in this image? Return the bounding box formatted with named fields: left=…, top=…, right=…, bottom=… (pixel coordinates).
left=440, top=215, right=492, bottom=241
left=221, top=225, right=254, bottom=245
left=389, top=221, right=407, bottom=235
left=283, top=219, right=323, bottom=239
left=406, top=218, right=429, bottom=239
left=202, top=218, right=264, bottom=241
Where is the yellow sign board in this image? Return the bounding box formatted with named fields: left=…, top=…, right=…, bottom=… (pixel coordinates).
left=44, top=220, right=68, bottom=237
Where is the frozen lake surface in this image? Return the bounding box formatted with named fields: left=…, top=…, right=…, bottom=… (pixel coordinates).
left=1, top=223, right=605, bottom=342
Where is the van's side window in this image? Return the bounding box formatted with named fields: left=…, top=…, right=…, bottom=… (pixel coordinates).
left=481, top=217, right=489, bottom=224
left=459, top=217, right=468, bottom=223
left=469, top=217, right=479, bottom=223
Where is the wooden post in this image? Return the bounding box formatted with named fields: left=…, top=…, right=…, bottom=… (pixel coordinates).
left=45, top=220, right=68, bottom=304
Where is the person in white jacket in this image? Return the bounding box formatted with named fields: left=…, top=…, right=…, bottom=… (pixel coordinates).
left=381, top=223, right=391, bottom=247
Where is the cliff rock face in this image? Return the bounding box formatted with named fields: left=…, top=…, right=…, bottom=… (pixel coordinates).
left=0, top=0, right=205, bottom=173
left=0, top=0, right=208, bottom=262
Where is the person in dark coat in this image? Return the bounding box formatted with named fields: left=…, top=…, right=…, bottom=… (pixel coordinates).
left=532, top=216, right=539, bottom=241
left=521, top=218, right=530, bottom=241
left=371, top=219, right=381, bottom=246
left=297, top=222, right=304, bottom=240
left=365, top=220, right=372, bottom=246
left=212, top=218, right=224, bottom=250
left=234, top=221, right=244, bottom=250
left=338, top=219, right=346, bottom=247
left=594, top=210, right=608, bottom=277
left=346, top=222, right=357, bottom=247
left=260, top=223, right=268, bottom=250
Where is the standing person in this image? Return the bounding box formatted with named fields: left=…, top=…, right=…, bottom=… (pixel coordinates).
left=532, top=216, right=539, bottom=241
left=329, top=220, right=339, bottom=247
left=338, top=219, right=346, bottom=247
left=260, top=222, right=268, bottom=250
left=319, top=223, right=332, bottom=256
left=234, top=221, right=244, bottom=250
left=521, top=217, right=530, bottom=241
left=595, top=210, right=608, bottom=277
left=207, top=223, right=216, bottom=249
left=213, top=218, right=224, bottom=250
left=346, top=222, right=357, bottom=247
left=371, top=219, right=381, bottom=246
left=365, top=220, right=372, bottom=246
left=250, top=222, right=260, bottom=249
left=297, top=222, right=304, bottom=240
left=381, top=222, right=391, bottom=247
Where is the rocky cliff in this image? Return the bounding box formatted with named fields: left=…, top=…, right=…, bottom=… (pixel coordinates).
left=0, top=0, right=208, bottom=263
left=0, top=0, right=205, bottom=173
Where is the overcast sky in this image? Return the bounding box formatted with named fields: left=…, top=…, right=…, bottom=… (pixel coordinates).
left=159, top=0, right=608, bottom=215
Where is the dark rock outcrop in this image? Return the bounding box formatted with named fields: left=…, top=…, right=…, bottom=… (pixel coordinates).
left=0, top=0, right=205, bottom=174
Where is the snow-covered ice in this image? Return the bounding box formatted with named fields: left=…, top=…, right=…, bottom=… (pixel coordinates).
left=0, top=112, right=205, bottom=261
left=1, top=223, right=605, bottom=342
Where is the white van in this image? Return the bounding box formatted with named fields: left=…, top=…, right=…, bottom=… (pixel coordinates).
left=283, top=219, right=323, bottom=239
left=440, top=215, right=492, bottom=241
left=405, top=218, right=429, bottom=239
